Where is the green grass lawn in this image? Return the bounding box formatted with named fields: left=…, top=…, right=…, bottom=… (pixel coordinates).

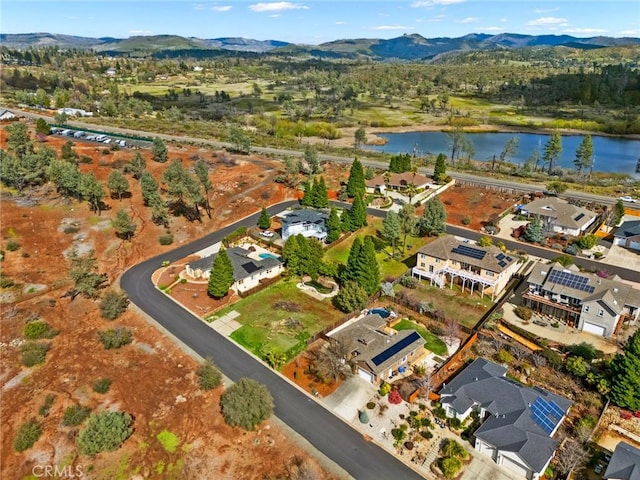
left=325, top=218, right=434, bottom=280
left=216, top=279, right=344, bottom=362
left=392, top=319, right=448, bottom=356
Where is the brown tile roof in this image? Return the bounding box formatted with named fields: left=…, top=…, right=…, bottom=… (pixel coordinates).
left=366, top=172, right=432, bottom=188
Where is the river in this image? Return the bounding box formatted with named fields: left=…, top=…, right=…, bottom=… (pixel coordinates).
left=368, top=132, right=640, bottom=176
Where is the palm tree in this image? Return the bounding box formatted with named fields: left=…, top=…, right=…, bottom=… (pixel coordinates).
left=383, top=171, right=392, bottom=197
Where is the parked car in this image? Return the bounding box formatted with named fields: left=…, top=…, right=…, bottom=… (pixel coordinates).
left=620, top=196, right=637, bottom=203
left=260, top=230, right=274, bottom=238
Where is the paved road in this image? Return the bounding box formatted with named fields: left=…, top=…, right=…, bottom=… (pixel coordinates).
left=16, top=108, right=639, bottom=211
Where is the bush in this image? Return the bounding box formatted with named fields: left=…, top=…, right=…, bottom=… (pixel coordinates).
left=220, top=378, right=274, bottom=430
left=63, top=405, right=91, bottom=426
left=196, top=360, right=223, bottom=390
left=366, top=402, right=376, bottom=410
left=99, top=290, right=129, bottom=320
left=461, top=216, right=471, bottom=225
left=554, top=254, right=574, bottom=266
left=159, top=234, right=174, bottom=245
left=359, top=410, right=369, bottom=424
left=440, top=457, right=462, bottom=479
left=420, top=430, right=433, bottom=439
left=495, top=348, right=514, bottom=364
left=20, top=342, right=50, bottom=367
left=388, top=389, right=402, bottom=404
left=379, top=382, right=391, bottom=396
left=6, top=240, right=20, bottom=251
left=399, top=275, right=419, bottom=289
left=24, top=320, right=59, bottom=339
left=513, top=306, right=533, bottom=321
left=93, top=378, right=112, bottom=394
left=38, top=394, right=55, bottom=417
left=14, top=419, right=42, bottom=452
left=563, top=244, right=580, bottom=256
left=98, top=327, right=133, bottom=349
left=76, top=411, right=133, bottom=456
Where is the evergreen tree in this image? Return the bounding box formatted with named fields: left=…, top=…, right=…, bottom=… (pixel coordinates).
left=381, top=210, right=402, bottom=257
left=207, top=248, right=235, bottom=299
left=140, top=172, right=159, bottom=206
left=340, top=209, right=352, bottom=232
left=4, top=122, right=33, bottom=159
left=349, top=195, right=367, bottom=231
left=354, top=127, right=367, bottom=150
left=333, top=281, right=368, bottom=313
left=316, top=176, right=329, bottom=208
left=282, top=235, right=302, bottom=276
left=302, top=238, right=324, bottom=281
left=106, top=170, right=130, bottom=201
left=398, top=203, right=417, bottom=255
left=389, top=153, right=412, bottom=173
left=258, top=207, right=271, bottom=230
left=149, top=195, right=169, bottom=227
left=346, top=158, right=366, bottom=198
left=523, top=215, right=544, bottom=243
left=574, top=135, right=593, bottom=175
left=152, top=137, right=168, bottom=163
left=417, top=197, right=447, bottom=236
left=543, top=131, right=562, bottom=174
left=111, top=209, right=136, bottom=240
left=61, top=140, right=78, bottom=162
left=341, top=237, right=363, bottom=284
left=608, top=330, right=640, bottom=411
left=194, top=160, right=213, bottom=217
left=129, top=152, right=146, bottom=179
left=357, top=236, right=380, bottom=295
left=78, top=173, right=105, bottom=215
left=300, top=180, right=313, bottom=206
left=304, top=144, right=321, bottom=174
left=433, top=153, right=447, bottom=183
left=35, top=118, right=50, bottom=137
left=326, top=207, right=341, bottom=243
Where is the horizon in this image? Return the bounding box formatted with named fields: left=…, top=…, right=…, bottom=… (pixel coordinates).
left=1, top=1, right=638, bottom=45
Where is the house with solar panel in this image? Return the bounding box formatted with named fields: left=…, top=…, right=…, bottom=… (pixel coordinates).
left=604, top=441, right=640, bottom=480
left=327, top=314, right=425, bottom=384
left=439, top=358, right=571, bottom=480
left=519, top=197, right=597, bottom=237
left=523, top=261, right=640, bottom=337
left=184, top=246, right=284, bottom=294
left=412, top=236, right=522, bottom=300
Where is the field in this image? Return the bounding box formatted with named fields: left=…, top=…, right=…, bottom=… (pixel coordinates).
left=392, top=319, right=448, bottom=356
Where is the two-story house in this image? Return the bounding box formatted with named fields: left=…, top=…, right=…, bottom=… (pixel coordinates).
left=522, top=261, right=640, bottom=337
left=439, top=358, right=571, bottom=480
left=412, top=236, right=522, bottom=300
left=520, top=197, right=597, bottom=237
left=604, top=441, right=640, bottom=480
left=280, top=209, right=328, bottom=242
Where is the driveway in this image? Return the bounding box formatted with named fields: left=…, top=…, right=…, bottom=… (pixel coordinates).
left=322, top=376, right=376, bottom=421
left=460, top=451, right=516, bottom=480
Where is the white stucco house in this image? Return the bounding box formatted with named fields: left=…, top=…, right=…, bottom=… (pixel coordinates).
left=280, top=209, right=328, bottom=242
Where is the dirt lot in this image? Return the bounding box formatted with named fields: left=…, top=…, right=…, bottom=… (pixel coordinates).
left=0, top=125, right=336, bottom=479
left=439, top=184, right=520, bottom=231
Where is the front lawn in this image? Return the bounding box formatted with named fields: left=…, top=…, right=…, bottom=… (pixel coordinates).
left=392, top=319, right=448, bottom=356
left=216, top=279, right=345, bottom=364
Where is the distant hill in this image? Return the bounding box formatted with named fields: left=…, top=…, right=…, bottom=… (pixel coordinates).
left=1, top=31, right=638, bottom=58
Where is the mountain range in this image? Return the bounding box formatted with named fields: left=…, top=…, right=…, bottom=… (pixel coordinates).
left=1, top=32, right=639, bottom=60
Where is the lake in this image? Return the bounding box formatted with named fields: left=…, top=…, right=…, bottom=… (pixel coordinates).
left=368, top=131, right=640, bottom=176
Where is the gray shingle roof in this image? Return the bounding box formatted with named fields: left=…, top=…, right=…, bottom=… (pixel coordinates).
left=615, top=220, right=640, bottom=239
left=522, top=197, right=596, bottom=230
left=280, top=209, right=328, bottom=227
left=188, top=247, right=282, bottom=282
left=604, top=442, right=640, bottom=480
left=418, top=235, right=517, bottom=273
left=439, top=358, right=571, bottom=473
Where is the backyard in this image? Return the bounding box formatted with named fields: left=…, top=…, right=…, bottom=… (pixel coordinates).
left=215, top=280, right=345, bottom=364
left=392, top=319, right=448, bottom=356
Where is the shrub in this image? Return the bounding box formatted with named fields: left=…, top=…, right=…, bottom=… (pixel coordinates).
left=24, top=320, right=59, bottom=339
left=513, top=306, right=533, bottom=322
left=220, top=378, right=274, bottom=430
left=358, top=410, right=369, bottom=424
left=156, top=430, right=180, bottom=453
left=366, top=402, right=376, bottom=410
left=20, top=342, right=50, bottom=367
left=38, top=394, right=56, bottom=417
left=76, top=411, right=133, bottom=456
left=461, top=216, right=471, bottom=225
left=440, top=457, right=462, bottom=479
left=98, top=327, right=133, bottom=349
left=159, top=234, right=174, bottom=245
left=6, top=240, right=20, bottom=251
left=379, top=382, right=391, bottom=396
left=388, top=389, right=402, bottom=405
left=399, top=275, right=419, bottom=289
left=14, top=419, right=42, bottom=452
left=420, top=430, right=433, bottom=439
left=93, top=378, right=112, bottom=394
left=196, top=360, right=222, bottom=390
left=63, top=405, right=91, bottom=426
left=99, top=290, right=129, bottom=320
left=0, top=272, right=14, bottom=287
left=554, top=254, right=574, bottom=266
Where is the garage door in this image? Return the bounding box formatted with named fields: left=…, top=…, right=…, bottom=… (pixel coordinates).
left=501, top=456, right=530, bottom=478
left=583, top=322, right=606, bottom=336
left=613, top=237, right=625, bottom=246
left=629, top=240, right=640, bottom=251
left=357, top=368, right=373, bottom=383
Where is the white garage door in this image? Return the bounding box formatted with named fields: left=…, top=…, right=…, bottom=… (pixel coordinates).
left=613, top=237, right=625, bottom=246
left=629, top=240, right=640, bottom=251
left=583, top=322, right=606, bottom=336
left=502, top=456, right=530, bottom=478
left=357, top=368, right=373, bottom=383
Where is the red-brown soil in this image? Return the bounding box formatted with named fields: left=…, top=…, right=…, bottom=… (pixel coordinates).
left=439, top=184, right=520, bottom=231
left=0, top=124, right=335, bottom=479
left=281, top=341, right=343, bottom=398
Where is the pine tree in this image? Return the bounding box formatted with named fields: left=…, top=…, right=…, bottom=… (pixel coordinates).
left=140, top=172, right=159, bottom=206
left=608, top=330, right=640, bottom=411
left=152, top=137, right=168, bottom=163
left=78, top=172, right=105, bottom=215
left=433, top=153, right=447, bottom=183
left=302, top=238, right=324, bottom=281
left=342, top=237, right=363, bottom=284
left=381, top=210, right=402, bottom=257
left=258, top=207, right=271, bottom=230
left=543, top=131, right=562, bottom=174
left=398, top=203, right=416, bottom=255
left=316, top=176, right=329, bottom=208
left=357, top=236, right=380, bottom=295
left=523, top=215, right=544, bottom=243
left=417, top=197, right=447, bottom=236
left=349, top=195, right=367, bottom=231
left=327, top=207, right=341, bottom=243
left=129, top=152, right=146, bottom=179
left=346, top=158, right=366, bottom=198
left=574, top=135, right=593, bottom=176
left=340, top=209, right=352, bottom=232
left=207, top=248, right=235, bottom=299
left=282, top=235, right=302, bottom=276
left=107, top=170, right=130, bottom=201
left=300, top=180, right=312, bottom=206
left=111, top=208, right=136, bottom=240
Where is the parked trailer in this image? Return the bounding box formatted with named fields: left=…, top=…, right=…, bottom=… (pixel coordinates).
left=73, top=131, right=85, bottom=138
left=95, top=135, right=107, bottom=142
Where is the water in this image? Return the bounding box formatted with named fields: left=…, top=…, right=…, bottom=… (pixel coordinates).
left=368, top=131, right=640, bottom=176
left=258, top=253, right=279, bottom=260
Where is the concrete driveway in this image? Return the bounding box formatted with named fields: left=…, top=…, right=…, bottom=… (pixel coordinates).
left=461, top=451, right=517, bottom=480
left=322, top=376, right=376, bottom=421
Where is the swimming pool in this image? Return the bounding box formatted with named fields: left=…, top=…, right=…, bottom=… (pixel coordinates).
left=369, top=308, right=390, bottom=318
left=258, top=253, right=280, bottom=260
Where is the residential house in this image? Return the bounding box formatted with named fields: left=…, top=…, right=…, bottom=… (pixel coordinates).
left=280, top=209, right=328, bottom=242
left=365, top=171, right=433, bottom=194
left=522, top=261, right=640, bottom=337
left=604, top=441, right=640, bottom=480
left=57, top=107, right=93, bottom=117
left=328, top=314, right=425, bottom=384
left=614, top=220, right=640, bottom=252
left=105, top=67, right=117, bottom=76
left=185, top=246, right=284, bottom=293
left=439, top=358, right=571, bottom=480
left=0, top=109, right=16, bottom=121
left=193, top=66, right=204, bottom=72
left=520, top=197, right=597, bottom=237
left=412, top=235, right=521, bottom=300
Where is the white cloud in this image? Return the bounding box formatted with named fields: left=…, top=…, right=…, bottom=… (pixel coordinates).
left=211, top=5, right=232, bottom=12
left=483, top=26, right=504, bottom=32
left=371, top=25, right=411, bottom=30
left=192, top=4, right=206, bottom=11
left=527, top=17, right=568, bottom=27
left=269, top=14, right=282, bottom=17
left=533, top=7, right=559, bottom=14
left=620, top=29, right=639, bottom=35
left=499, top=17, right=507, bottom=23
left=457, top=16, right=479, bottom=24
left=424, top=14, right=446, bottom=22
left=335, top=21, right=347, bottom=25
left=249, top=2, right=308, bottom=12
left=411, top=0, right=465, bottom=6
left=128, top=30, right=153, bottom=35
left=563, top=27, right=607, bottom=34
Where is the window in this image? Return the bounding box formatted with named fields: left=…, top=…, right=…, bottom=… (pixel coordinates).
left=429, top=265, right=434, bottom=273
left=486, top=271, right=494, bottom=277
left=583, top=305, right=590, bottom=313
left=435, top=258, right=440, bottom=264
left=598, top=309, right=604, bottom=317
left=420, top=262, right=425, bottom=268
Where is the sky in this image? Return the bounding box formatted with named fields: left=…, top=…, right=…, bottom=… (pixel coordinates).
left=1, top=0, right=639, bottom=44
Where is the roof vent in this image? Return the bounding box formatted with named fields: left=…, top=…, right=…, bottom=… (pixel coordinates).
left=613, top=288, right=619, bottom=292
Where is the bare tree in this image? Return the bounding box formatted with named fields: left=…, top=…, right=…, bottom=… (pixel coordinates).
left=574, top=422, right=594, bottom=445
left=531, top=353, right=547, bottom=368
left=310, top=341, right=352, bottom=383
left=555, top=440, right=588, bottom=478
left=416, top=371, right=433, bottom=399
left=444, top=317, right=460, bottom=347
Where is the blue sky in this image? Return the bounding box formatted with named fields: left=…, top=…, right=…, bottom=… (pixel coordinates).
left=2, top=1, right=638, bottom=44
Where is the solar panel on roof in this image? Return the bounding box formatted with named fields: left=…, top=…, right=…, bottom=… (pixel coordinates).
left=530, top=397, right=561, bottom=435
left=574, top=213, right=585, bottom=221
left=506, top=256, right=513, bottom=262
left=498, top=261, right=507, bottom=268
left=547, top=399, right=566, bottom=419
left=241, top=262, right=260, bottom=274
left=496, top=253, right=506, bottom=261
left=451, top=245, right=487, bottom=260
left=371, top=331, right=421, bottom=366
left=547, top=270, right=595, bottom=293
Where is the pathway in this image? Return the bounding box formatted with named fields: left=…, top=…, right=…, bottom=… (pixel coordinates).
left=208, top=310, right=242, bottom=336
